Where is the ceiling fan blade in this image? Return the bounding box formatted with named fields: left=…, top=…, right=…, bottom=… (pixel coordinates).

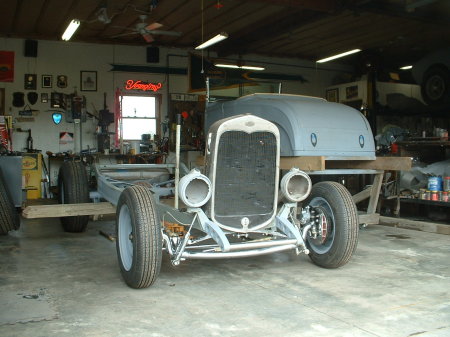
left=145, top=22, right=163, bottom=31
left=142, top=33, right=154, bottom=43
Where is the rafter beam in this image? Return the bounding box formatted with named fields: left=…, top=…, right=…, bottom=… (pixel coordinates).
left=245, top=0, right=337, bottom=12
left=216, top=9, right=323, bottom=58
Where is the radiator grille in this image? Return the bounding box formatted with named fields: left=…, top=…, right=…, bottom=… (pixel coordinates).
left=213, top=131, right=277, bottom=229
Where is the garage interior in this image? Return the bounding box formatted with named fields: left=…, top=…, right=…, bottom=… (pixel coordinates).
left=0, top=0, right=449, bottom=336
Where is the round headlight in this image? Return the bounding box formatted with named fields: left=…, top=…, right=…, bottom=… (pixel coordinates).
left=178, top=169, right=212, bottom=208
left=280, top=168, right=312, bottom=203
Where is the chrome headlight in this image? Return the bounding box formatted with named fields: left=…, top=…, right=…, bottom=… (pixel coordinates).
left=280, top=168, right=312, bottom=202
left=178, top=169, right=212, bottom=208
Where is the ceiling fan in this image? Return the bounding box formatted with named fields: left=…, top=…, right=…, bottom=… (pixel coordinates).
left=113, top=15, right=181, bottom=43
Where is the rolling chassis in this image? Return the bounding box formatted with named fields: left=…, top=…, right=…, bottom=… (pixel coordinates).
left=52, top=160, right=359, bottom=289
left=24, top=114, right=363, bottom=289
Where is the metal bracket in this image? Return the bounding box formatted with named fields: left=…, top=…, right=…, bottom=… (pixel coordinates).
left=191, top=209, right=231, bottom=252
left=276, top=203, right=305, bottom=247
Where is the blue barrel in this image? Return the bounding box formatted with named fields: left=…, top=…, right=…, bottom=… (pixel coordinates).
left=428, top=176, right=443, bottom=191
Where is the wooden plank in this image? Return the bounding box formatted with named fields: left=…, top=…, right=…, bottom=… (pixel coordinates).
left=359, top=213, right=380, bottom=225
left=367, top=173, right=383, bottom=214
left=280, top=156, right=324, bottom=171
left=379, top=216, right=450, bottom=235
left=22, top=202, right=116, bottom=219
left=194, top=155, right=325, bottom=171
left=326, top=157, right=412, bottom=171
left=353, top=188, right=371, bottom=203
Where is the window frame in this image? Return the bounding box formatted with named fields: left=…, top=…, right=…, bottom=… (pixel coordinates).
left=120, top=93, right=161, bottom=141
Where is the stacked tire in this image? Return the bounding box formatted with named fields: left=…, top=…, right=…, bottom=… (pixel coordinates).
left=0, top=168, right=20, bottom=235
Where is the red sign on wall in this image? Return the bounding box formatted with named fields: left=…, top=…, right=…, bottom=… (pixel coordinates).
left=0, top=51, right=15, bottom=82
left=125, top=80, right=162, bottom=92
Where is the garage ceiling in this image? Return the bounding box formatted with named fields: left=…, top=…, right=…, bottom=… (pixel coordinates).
left=1, top=0, right=449, bottom=68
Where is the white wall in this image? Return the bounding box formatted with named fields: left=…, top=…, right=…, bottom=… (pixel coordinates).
left=0, top=37, right=350, bottom=155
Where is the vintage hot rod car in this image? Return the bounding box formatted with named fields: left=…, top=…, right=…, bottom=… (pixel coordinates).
left=19, top=94, right=374, bottom=289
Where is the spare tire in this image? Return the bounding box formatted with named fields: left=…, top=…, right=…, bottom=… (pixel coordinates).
left=58, top=161, right=90, bottom=232
left=0, top=168, right=20, bottom=235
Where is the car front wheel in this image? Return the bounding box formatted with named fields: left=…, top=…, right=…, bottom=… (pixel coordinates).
left=304, top=181, right=359, bottom=268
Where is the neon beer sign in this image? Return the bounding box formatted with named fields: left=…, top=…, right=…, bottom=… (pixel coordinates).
left=125, top=80, right=162, bottom=92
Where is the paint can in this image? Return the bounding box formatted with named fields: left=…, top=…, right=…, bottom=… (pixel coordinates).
left=430, top=191, right=438, bottom=201
left=130, top=140, right=140, bottom=154
left=442, top=192, right=449, bottom=202
left=444, top=177, right=450, bottom=191
left=419, top=188, right=426, bottom=200
left=427, top=176, right=442, bottom=191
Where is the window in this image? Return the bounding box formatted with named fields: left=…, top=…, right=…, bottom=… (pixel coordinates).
left=121, top=95, right=158, bottom=140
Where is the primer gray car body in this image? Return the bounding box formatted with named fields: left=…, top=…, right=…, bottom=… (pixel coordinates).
left=205, top=93, right=375, bottom=160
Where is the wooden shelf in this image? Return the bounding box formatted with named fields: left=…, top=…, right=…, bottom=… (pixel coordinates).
left=400, top=198, right=450, bottom=208
left=396, top=140, right=450, bottom=147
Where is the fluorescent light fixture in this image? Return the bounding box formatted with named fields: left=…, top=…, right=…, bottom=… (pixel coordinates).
left=214, top=63, right=265, bottom=71
left=316, top=49, right=362, bottom=63
left=62, top=19, right=80, bottom=41
left=215, top=64, right=239, bottom=69
left=195, top=32, right=228, bottom=50
left=240, top=65, right=265, bottom=71
left=400, top=65, right=413, bottom=70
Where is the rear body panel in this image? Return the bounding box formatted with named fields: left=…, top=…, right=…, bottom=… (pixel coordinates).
left=205, top=94, right=375, bottom=160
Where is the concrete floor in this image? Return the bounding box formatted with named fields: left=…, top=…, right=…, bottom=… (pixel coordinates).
left=0, top=216, right=449, bottom=337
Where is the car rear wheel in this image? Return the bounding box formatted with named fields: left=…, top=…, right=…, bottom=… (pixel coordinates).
left=116, top=185, right=162, bottom=289
left=0, top=168, right=20, bottom=235
left=421, top=65, right=450, bottom=105
left=58, top=161, right=90, bottom=232
left=304, top=181, right=358, bottom=268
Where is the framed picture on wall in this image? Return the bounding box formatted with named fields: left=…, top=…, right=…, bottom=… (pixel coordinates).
left=57, top=75, right=68, bottom=88
left=24, top=74, right=37, bottom=90
left=41, top=93, right=48, bottom=103
left=326, top=88, right=339, bottom=102
left=42, top=75, right=52, bottom=88
left=345, top=85, right=358, bottom=100
left=80, top=71, right=97, bottom=91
